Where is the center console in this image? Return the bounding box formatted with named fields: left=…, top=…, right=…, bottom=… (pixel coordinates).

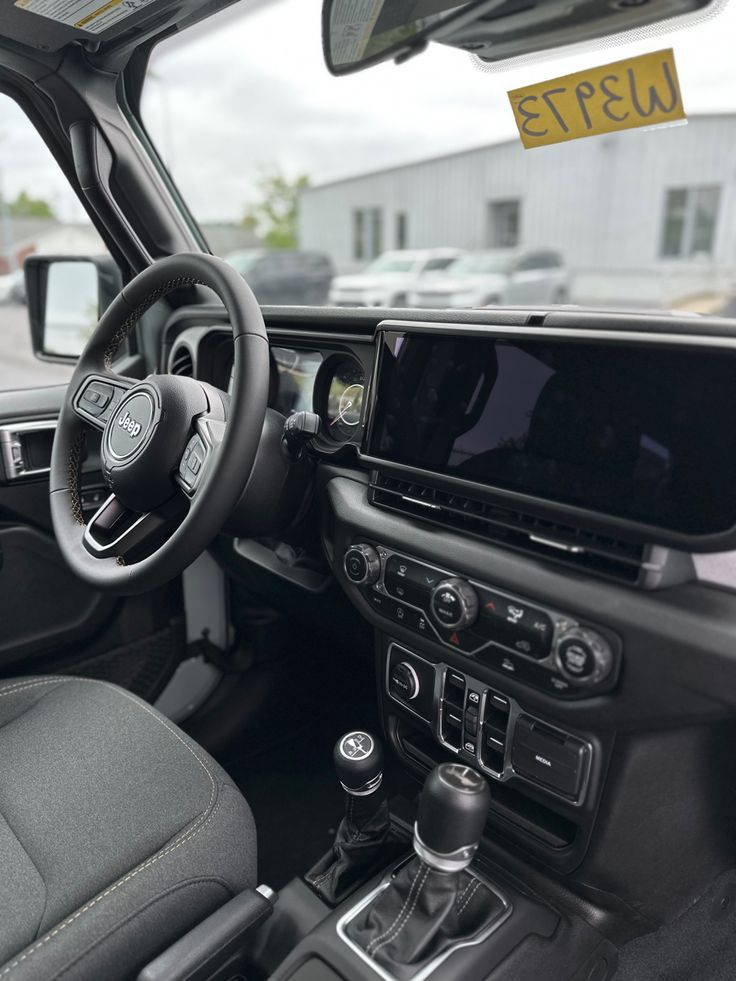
left=342, top=538, right=607, bottom=809
left=387, top=646, right=593, bottom=806
left=264, top=314, right=736, bottom=981
left=338, top=539, right=614, bottom=875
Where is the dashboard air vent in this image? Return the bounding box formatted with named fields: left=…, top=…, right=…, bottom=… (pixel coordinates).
left=369, top=472, right=656, bottom=586
left=169, top=346, right=194, bottom=377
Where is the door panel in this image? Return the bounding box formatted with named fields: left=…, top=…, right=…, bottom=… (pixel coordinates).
left=0, top=524, right=109, bottom=666
left=0, top=385, right=185, bottom=699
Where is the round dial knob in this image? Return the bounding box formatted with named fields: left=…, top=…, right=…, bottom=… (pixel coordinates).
left=390, top=661, right=419, bottom=701
left=414, top=763, right=490, bottom=872
left=343, top=544, right=380, bottom=586
left=556, top=627, right=614, bottom=686
left=430, top=578, right=479, bottom=631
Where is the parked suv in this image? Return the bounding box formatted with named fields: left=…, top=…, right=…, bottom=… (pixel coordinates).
left=226, top=249, right=334, bottom=305
left=409, top=248, right=570, bottom=308
left=328, top=248, right=463, bottom=307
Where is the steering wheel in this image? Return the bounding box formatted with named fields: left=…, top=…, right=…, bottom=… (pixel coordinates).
left=50, top=253, right=270, bottom=594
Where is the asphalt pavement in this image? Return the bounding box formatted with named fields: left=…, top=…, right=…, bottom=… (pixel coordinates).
left=0, top=303, right=74, bottom=391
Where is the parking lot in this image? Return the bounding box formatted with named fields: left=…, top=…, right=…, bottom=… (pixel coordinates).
left=0, top=303, right=74, bottom=391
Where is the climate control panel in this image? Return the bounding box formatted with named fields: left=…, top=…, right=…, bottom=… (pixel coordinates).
left=344, top=543, right=621, bottom=698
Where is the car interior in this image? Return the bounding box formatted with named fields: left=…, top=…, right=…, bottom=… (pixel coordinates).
left=2, top=1, right=736, bottom=980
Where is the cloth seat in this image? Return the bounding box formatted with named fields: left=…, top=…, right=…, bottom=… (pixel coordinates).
left=0, top=675, right=257, bottom=981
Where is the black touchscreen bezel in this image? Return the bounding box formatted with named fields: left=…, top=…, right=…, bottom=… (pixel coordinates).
left=360, top=320, right=736, bottom=552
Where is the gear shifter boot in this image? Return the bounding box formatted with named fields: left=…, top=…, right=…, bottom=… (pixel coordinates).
left=346, top=857, right=504, bottom=975
left=345, top=762, right=506, bottom=978
left=305, top=731, right=403, bottom=905
left=306, top=793, right=400, bottom=904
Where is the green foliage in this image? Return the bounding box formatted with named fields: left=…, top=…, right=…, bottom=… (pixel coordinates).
left=6, top=190, right=56, bottom=220
left=242, top=170, right=310, bottom=249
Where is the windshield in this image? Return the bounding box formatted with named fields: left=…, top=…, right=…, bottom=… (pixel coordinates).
left=141, top=0, right=736, bottom=315
left=449, top=253, right=512, bottom=276
left=226, top=250, right=263, bottom=274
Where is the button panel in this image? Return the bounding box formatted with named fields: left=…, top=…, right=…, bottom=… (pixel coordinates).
left=386, top=644, right=594, bottom=807
left=74, top=376, right=129, bottom=426
left=178, top=435, right=206, bottom=492
left=349, top=545, right=620, bottom=699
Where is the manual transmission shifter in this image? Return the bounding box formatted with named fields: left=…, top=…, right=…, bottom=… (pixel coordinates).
left=346, top=762, right=506, bottom=978
left=413, top=762, right=490, bottom=870
left=305, top=731, right=402, bottom=905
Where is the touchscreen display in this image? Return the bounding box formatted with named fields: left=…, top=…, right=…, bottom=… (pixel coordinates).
left=366, top=331, right=736, bottom=535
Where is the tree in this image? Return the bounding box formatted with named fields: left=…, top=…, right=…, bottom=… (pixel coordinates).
left=7, top=190, right=55, bottom=220
left=242, top=170, right=309, bottom=249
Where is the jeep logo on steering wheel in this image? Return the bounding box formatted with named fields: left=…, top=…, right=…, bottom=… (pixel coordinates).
left=118, top=411, right=142, bottom=439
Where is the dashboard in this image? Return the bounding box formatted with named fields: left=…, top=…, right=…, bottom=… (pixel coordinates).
left=161, top=303, right=736, bottom=915
left=161, top=304, right=736, bottom=889
left=166, top=323, right=371, bottom=454
left=164, top=310, right=736, bottom=556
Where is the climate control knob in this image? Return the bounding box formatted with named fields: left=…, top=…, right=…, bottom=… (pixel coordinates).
left=430, top=578, right=479, bottom=631
left=344, top=543, right=381, bottom=586
left=556, top=627, right=614, bottom=686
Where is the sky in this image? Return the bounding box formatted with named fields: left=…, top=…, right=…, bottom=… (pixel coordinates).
left=1, top=0, right=736, bottom=225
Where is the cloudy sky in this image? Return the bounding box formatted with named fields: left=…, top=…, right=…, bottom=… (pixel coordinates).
left=2, top=0, right=736, bottom=224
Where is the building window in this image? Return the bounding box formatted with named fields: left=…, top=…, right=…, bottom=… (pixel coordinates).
left=396, top=211, right=408, bottom=249
left=352, top=209, right=364, bottom=261
left=370, top=208, right=383, bottom=259
left=353, top=207, right=383, bottom=261
left=661, top=186, right=720, bottom=258
left=487, top=199, right=520, bottom=248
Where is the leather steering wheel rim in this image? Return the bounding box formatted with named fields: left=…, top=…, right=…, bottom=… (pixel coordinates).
left=50, top=253, right=270, bottom=595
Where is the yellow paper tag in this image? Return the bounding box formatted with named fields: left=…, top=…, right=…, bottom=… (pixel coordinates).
left=508, top=48, right=686, bottom=149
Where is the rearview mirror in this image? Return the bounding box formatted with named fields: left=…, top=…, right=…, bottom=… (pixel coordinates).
left=322, top=1, right=482, bottom=75
left=25, top=256, right=122, bottom=362
left=323, top=0, right=720, bottom=75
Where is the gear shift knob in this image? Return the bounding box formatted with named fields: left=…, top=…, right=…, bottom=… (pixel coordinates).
left=414, top=763, right=490, bottom=872
left=334, top=730, right=384, bottom=796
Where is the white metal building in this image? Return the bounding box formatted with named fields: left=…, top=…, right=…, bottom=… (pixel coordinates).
left=298, top=114, right=736, bottom=307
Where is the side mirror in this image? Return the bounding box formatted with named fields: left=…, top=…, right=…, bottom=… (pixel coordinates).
left=25, top=255, right=122, bottom=363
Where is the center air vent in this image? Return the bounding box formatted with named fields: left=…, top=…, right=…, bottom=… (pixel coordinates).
left=169, top=346, right=194, bottom=377
left=368, top=472, right=680, bottom=588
